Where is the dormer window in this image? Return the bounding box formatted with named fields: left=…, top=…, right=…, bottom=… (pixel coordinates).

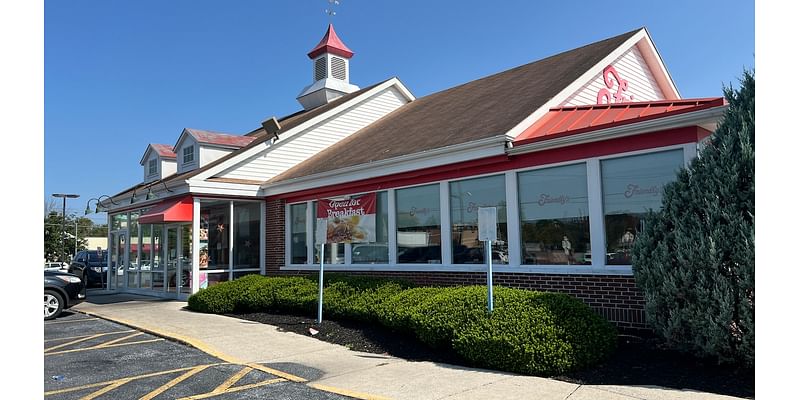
left=148, top=159, right=157, bottom=175
left=183, top=145, right=195, bottom=164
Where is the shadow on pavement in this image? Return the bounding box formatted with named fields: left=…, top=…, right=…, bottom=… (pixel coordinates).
left=83, top=289, right=176, bottom=305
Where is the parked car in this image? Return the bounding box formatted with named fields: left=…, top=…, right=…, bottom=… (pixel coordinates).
left=44, top=262, right=69, bottom=272
left=44, top=270, right=86, bottom=320
left=69, top=250, right=108, bottom=288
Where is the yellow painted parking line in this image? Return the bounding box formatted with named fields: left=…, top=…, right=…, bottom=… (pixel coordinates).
left=45, top=333, right=105, bottom=353
left=140, top=364, right=210, bottom=400
left=213, top=365, right=253, bottom=393
left=44, top=330, right=136, bottom=343
left=247, top=362, right=307, bottom=383
left=45, top=363, right=223, bottom=396
left=45, top=338, right=164, bottom=356
left=95, top=332, right=143, bottom=348
left=79, top=379, right=128, bottom=400
left=176, top=378, right=285, bottom=400
left=309, top=383, right=394, bottom=400
left=44, top=318, right=98, bottom=325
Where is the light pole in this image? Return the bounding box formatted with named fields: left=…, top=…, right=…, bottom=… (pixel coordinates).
left=52, top=193, right=80, bottom=262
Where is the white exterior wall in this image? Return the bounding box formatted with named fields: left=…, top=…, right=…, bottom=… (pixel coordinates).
left=200, top=146, right=234, bottom=168
left=161, top=159, right=177, bottom=178
left=218, top=87, right=408, bottom=182
left=560, top=45, right=666, bottom=106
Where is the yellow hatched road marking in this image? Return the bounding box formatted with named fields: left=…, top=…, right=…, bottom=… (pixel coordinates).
left=44, top=318, right=98, bottom=325
left=213, top=366, right=253, bottom=393
left=247, top=362, right=307, bottom=383
left=44, top=363, right=223, bottom=396
left=95, top=332, right=143, bottom=348
left=44, top=333, right=105, bottom=353
left=45, top=338, right=164, bottom=356
left=45, top=330, right=136, bottom=343
left=139, top=364, right=210, bottom=400
left=79, top=379, right=129, bottom=400
left=176, top=378, right=285, bottom=400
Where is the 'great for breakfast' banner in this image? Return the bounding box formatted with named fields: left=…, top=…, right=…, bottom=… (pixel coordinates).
left=317, top=193, right=376, bottom=243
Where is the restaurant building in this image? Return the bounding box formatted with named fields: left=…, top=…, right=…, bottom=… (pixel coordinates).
left=97, top=25, right=726, bottom=330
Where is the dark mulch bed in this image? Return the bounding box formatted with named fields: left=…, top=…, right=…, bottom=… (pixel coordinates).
left=228, top=311, right=754, bottom=399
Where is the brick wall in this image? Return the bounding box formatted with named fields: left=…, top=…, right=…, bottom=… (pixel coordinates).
left=265, top=197, right=648, bottom=331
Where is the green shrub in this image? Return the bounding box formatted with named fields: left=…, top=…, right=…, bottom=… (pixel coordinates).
left=375, top=287, right=444, bottom=331
left=188, top=275, right=618, bottom=376
left=452, top=290, right=617, bottom=376
left=408, top=286, right=492, bottom=348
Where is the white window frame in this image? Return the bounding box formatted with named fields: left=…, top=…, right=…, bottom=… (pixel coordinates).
left=282, top=142, right=694, bottom=276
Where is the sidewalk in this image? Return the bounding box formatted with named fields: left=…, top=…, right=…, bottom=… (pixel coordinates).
left=73, top=292, right=744, bottom=400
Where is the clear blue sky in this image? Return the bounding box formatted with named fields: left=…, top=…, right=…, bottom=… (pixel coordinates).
left=44, top=0, right=754, bottom=224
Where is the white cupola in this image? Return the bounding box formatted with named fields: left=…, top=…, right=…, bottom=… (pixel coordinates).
left=296, top=24, right=359, bottom=110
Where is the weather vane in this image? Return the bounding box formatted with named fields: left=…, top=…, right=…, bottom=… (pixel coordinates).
left=325, top=0, right=340, bottom=17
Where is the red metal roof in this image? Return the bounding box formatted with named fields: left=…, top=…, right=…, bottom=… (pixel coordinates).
left=185, top=128, right=256, bottom=148
left=514, top=97, right=726, bottom=146
left=138, top=196, right=193, bottom=225
left=308, top=24, right=354, bottom=59
left=151, top=144, right=176, bottom=158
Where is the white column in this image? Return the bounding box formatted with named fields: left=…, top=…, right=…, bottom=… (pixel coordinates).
left=387, top=189, right=397, bottom=265
left=229, top=201, right=234, bottom=281
left=260, top=200, right=266, bottom=275
left=505, top=171, right=521, bottom=267
left=587, top=159, right=606, bottom=271
left=192, top=198, right=200, bottom=293
left=440, top=182, right=452, bottom=265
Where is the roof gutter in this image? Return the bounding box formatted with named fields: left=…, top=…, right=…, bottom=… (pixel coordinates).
left=508, top=105, right=726, bottom=155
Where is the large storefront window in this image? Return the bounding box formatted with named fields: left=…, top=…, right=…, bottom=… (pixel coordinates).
left=518, top=164, right=590, bottom=265
left=602, top=150, right=684, bottom=265
left=352, top=191, right=388, bottom=264
left=313, top=201, right=345, bottom=264
left=450, top=175, right=508, bottom=264
left=200, top=200, right=230, bottom=286
left=396, top=184, right=441, bottom=264
left=289, top=203, right=308, bottom=264
left=152, top=224, right=164, bottom=289
left=233, top=202, right=261, bottom=270
left=140, top=224, right=152, bottom=289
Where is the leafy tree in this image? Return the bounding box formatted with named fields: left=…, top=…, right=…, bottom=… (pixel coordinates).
left=632, top=71, right=754, bottom=366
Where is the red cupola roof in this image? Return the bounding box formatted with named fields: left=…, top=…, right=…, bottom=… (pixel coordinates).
left=307, top=24, right=354, bottom=59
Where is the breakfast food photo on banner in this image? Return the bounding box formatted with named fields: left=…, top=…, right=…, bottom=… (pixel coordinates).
left=317, top=193, right=377, bottom=244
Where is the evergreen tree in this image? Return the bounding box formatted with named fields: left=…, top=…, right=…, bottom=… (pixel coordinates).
left=632, top=70, right=754, bottom=366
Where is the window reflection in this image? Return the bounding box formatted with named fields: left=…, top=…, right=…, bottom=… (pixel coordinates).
left=601, top=150, right=684, bottom=265
left=450, top=175, right=508, bottom=264
left=396, top=184, right=441, bottom=264
left=518, top=164, right=590, bottom=265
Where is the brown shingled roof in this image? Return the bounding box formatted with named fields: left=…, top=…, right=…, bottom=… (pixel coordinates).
left=269, top=28, right=641, bottom=184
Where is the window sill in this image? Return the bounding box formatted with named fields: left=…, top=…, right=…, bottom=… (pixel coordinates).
left=280, top=264, right=633, bottom=275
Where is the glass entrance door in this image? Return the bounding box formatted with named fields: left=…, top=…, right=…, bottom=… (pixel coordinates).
left=165, top=224, right=193, bottom=294
left=166, top=226, right=178, bottom=293
left=109, top=231, right=127, bottom=290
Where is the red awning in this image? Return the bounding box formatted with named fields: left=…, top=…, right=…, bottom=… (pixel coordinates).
left=138, top=196, right=193, bottom=224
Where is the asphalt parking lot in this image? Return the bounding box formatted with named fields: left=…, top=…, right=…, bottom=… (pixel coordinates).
left=44, top=310, right=354, bottom=400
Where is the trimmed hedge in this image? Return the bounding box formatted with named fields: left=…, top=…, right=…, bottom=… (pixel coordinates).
left=187, top=275, right=616, bottom=376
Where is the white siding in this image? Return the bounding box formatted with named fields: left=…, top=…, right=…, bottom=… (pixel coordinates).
left=200, top=146, right=234, bottom=168
left=217, top=87, right=408, bottom=182
left=161, top=159, right=177, bottom=178
left=560, top=46, right=666, bottom=107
